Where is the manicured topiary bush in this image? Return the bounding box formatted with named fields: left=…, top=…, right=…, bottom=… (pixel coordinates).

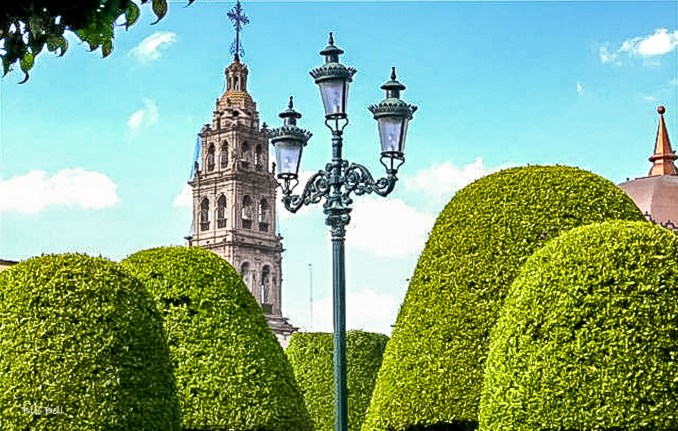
left=480, top=221, right=678, bottom=430
left=121, top=246, right=312, bottom=431
left=362, top=165, right=646, bottom=431
left=0, top=254, right=180, bottom=431
left=286, top=330, right=389, bottom=431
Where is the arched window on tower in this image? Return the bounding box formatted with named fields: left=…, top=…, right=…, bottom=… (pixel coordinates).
left=260, top=265, right=271, bottom=307
left=200, top=198, right=210, bottom=231
left=217, top=195, right=227, bottom=228
left=254, top=145, right=263, bottom=171
left=240, top=262, right=251, bottom=291
left=220, top=142, right=229, bottom=168
left=241, top=195, right=253, bottom=229
left=241, top=141, right=251, bottom=169
left=206, top=144, right=215, bottom=172
left=234, top=76, right=240, bottom=91
left=258, top=199, right=270, bottom=232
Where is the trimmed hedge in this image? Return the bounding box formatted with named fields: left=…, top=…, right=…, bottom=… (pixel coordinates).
left=121, top=246, right=312, bottom=431
left=286, top=331, right=389, bottom=431
left=362, top=166, right=646, bottom=431
left=0, top=254, right=180, bottom=430
left=480, top=221, right=678, bottom=430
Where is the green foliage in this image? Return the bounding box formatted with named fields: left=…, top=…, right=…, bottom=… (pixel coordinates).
left=0, top=0, right=194, bottom=83
left=480, top=221, right=678, bottom=430
left=362, top=165, right=646, bottom=431
left=286, top=331, right=389, bottom=431
left=121, top=246, right=312, bottom=431
left=0, top=253, right=180, bottom=430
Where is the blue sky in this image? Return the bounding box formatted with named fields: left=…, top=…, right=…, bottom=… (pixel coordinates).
left=1, top=1, right=677, bottom=335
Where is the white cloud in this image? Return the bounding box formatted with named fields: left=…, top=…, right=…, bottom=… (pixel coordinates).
left=601, top=28, right=678, bottom=65
left=173, top=184, right=192, bottom=208
left=0, top=169, right=119, bottom=215
left=599, top=45, right=620, bottom=65
left=630, top=28, right=678, bottom=56
left=306, top=289, right=403, bottom=335
left=404, top=157, right=511, bottom=203
left=129, top=31, right=177, bottom=63
left=343, top=197, right=434, bottom=258
left=127, top=99, right=159, bottom=130
left=576, top=82, right=584, bottom=95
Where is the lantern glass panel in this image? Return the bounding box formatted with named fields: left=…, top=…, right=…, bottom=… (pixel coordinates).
left=377, top=116, right=405, bottom=154
left=401, top=118, right=410, bottom=154
left=318, top=79, right=346, bottom=116
left=274, top=139, right=303, bottom=177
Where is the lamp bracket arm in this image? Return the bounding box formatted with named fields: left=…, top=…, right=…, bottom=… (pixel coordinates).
left=281, top=169, right=331, bottom=213
left=342, top=162, right=397, bottom=199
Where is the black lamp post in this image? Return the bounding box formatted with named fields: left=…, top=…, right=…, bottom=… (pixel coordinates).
left=267, top=32, right=417, bottom=431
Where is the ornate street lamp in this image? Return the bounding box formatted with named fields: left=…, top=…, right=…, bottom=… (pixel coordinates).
left=267, top=32, right=417, bottom=431
left=267, top=96, right=312, bottom=180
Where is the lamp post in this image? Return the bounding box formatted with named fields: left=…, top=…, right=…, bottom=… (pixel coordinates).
left=266, top=32, right=417, bottom=431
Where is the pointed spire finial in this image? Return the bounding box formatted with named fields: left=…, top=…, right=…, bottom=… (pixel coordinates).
left=328, top=32, right=335, bottom=45
left=391, top=67, right=397, bottom=81
left=648, top=105, right=677, bottom=176
left=288, top=95, right=294, bottom=109
left=227, top=0, right=249, bottom=61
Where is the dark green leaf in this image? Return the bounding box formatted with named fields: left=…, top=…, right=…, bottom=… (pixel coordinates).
left=18, top=52, right=34, bottom=84
left=102, top=39, right=113, bottom=57
left=46, top=35, right=68, bottom=57
left=151, top=0, right=168, bottom=25
left=1, top=56, right=12, bottom=76
left=124, top=2, right=141, bottom=30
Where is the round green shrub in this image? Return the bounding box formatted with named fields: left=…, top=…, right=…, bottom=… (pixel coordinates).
left=286, top=330, right=389, bottom=431
left=121, top=246, right=312, bottom=431
left=0, top=254, right=180, bottom=431
left=480, top=221, right=678, bottom=430
left=362, top=165, right=646, bottom=431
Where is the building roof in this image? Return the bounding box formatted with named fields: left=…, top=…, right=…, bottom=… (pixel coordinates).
left=620, top=175, right=678, bottom=224
left=0, top=259, right=18, bottom=266
left=619, top=106, right=678, bottom=226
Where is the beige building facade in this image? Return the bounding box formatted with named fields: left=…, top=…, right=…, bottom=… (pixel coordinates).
left=0, top=259, right=17, bottom=271
left=186, top=56, right=297, bottom=347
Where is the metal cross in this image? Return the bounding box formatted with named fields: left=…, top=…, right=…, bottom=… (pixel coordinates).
left=227, top=0, right=249, bottom=60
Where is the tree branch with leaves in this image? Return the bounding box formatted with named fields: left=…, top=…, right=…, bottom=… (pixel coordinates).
left=0, top=0, right=195, bottom=83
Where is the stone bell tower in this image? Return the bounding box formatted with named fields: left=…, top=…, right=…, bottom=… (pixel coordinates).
left=186, top=1, right=296, bottom=346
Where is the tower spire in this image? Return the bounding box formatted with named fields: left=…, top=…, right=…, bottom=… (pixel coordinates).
left=648, top=105, right=677, bottom=176
left=227, top=0, right=249, bottom=62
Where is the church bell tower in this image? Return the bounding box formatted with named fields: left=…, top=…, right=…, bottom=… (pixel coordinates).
left=187, top=0, right=296, bottom=345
